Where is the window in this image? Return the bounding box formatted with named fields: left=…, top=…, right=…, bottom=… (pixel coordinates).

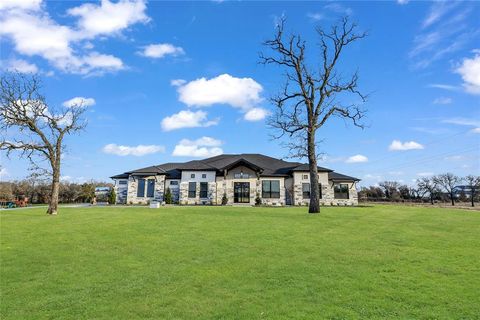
left=119, top=180, right=127, bottom=185
left=319, top=183, right=322, bottom=199
left=234, top=172, right=250, bottom=179
left=334, top=184, right=349, bottom=199
left=303, top=174, right=308, bottom=180
left=262, top=180, right=280, bottom=198
left=302, top=183, right=310, bottom=199
left=190, top=173, right=195, bottom=178
left=200, top=182, right=208, bottom=198
left=137, top=179, right=145, bottom=197
left=202, top=173, right=207, bottom=179
left=146, top=179, right=155, bottom=197
left=188, top=182, right=196, bottom=198
left=170, top=181, right=178, bottom=186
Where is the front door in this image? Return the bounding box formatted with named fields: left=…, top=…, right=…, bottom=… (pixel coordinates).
left=234, top=182, right=250, bottom=203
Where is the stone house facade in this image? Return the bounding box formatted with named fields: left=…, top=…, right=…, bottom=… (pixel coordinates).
left=111, top=154, right=360, bottom=206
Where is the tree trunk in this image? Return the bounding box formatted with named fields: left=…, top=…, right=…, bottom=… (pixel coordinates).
left=450, top=192, right=455, bottom=206
left=307, top=131, right=320, bottom=214
left=471, top=189, right=474, bottom=207
left=430, top=194, right=434, bottom=205
left=47, top=161, right=60, bottom=215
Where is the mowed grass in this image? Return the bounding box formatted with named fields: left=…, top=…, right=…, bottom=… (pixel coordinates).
left=1, top=206, right=479, bottom=319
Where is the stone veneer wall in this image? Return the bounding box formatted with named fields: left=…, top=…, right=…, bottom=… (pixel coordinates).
left=292, top=175, right=358, bottom=206
left=126, top=175, right=165, bottom=204
left=179, top=181, right=217, bottom=205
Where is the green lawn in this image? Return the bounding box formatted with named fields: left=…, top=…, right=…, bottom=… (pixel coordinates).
left=1, top=206, right=479, bottom=319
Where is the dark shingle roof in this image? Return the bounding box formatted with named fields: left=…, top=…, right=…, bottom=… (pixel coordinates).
left=328, top=172, right=360, bottom=182
left=110, top=173, right=129, bottom=179
left=290, top=164, right=333, bottom=172
left=110, top=154, right=345, bottom=179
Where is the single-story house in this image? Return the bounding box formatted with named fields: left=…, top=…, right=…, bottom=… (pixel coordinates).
left=110, top=153, right=360, bottom=206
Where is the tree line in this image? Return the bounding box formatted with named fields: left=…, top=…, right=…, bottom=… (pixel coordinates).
left=359, top=173, right=480, bottom=207
left=0, top=179, right=112, bottom=205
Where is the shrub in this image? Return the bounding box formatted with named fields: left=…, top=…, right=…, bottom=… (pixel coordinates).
left=164, top=187, right=172, bottom=204
left=221, top=193, right=228, bottom=205
left=255, top=193, right=262, bottom=206
left=108, top=188, right=116, bottom=205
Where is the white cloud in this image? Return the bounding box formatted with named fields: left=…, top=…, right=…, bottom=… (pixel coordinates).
left=397, top=0, right=409, bottom=4
left=2, top=58, right=38, bottom=73
left=67, top=0, right=149, bottom=38
left=442, top=118, right=480, bottom=127
left=161, top=110, right=219, bottom=131
left=171, top=79, right=186, bottom=87
left=345, top=154, right=368, bottom=163
left=139, top=43, right=185, bottom=58
left=0, top=167, right=9, bottom=178
left=172, top=137, right=223, bottom=157
left=428, top=84, right=460, bottom=91
left=417, top=172, right=434, bottom=177
left=471, top=128, right=480, bottom=134
left=306, top=12, right=323, bottom=21
left=324, top=3, right=353, bottom=16
left=0, top=0, right=42, bottom=11
left=177, top=73, right=263, bottom=110
left=244, top=108, right=269, bottom=121
left=433, top=97, right=452, bottom=105
left=389, top=140, right=424, bottom=151
left=62, top=97, right=96, bottom=108
left=455, top=52, right=480, bottom=95
left=0, top=0, right=146, bottom=76
left=102, top=143, right=165, bottom=156
left=422, top=1, right=456, bottom=29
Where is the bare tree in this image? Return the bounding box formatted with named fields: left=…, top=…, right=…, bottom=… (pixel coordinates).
left=434, top=173, right=462, bottom=206
left=464, top=175, right=480, bottom=207
left=417, top=177, right=438, bottom=205
left=0, top=73, right=87, bottom=214
left=379, top=181, right=400, bottom=200
left=260, top=17, right=367, bottom=213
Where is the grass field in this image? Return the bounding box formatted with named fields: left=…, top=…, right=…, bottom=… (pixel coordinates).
left=1, top=205, right=479, bottom=319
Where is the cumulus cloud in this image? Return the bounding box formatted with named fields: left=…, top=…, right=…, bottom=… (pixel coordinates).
left=389, top=140, right=424, bottom=151
left=345, top=154, right=368, bottom=163
left=175, top=74, right=266, bottom=121
left=244, top=108, right=269, bottom=121
left=139, top=43, right=185, bottom=58
left=0, top=0, right=147, bottom=76
left=433, top=97, right=452, bottom=105
left=2, top=58, right=38, bottom=73
left=455, top=52, right=480, bottom=94
left=102, top=143, right=165, bottom=156
left=172, top=137, right=223, bottom=157
left=67, top=0, right=150, bottom=38
left=161, top=110, right=219, bottom=131
left=63, top=97, right=96, bottom=108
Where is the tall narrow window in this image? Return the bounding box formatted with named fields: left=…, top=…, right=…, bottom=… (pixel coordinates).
left=334, top=184, right=349, bottom=199
left=200, top=182, right=208, bottom=198
left=137, top=179, right=145, bottom=197
left=188, top=182, right=196, bottom=198
left=302, top=183, right=310, bottom=199
left=262, top=180, right=280, bottom=198
left=146, top=179, right=155, bottom=197
left=319, top=183, right=322, bottom=199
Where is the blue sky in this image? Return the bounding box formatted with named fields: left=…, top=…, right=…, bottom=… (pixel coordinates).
left=1, top=0, right=479, bottom=186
